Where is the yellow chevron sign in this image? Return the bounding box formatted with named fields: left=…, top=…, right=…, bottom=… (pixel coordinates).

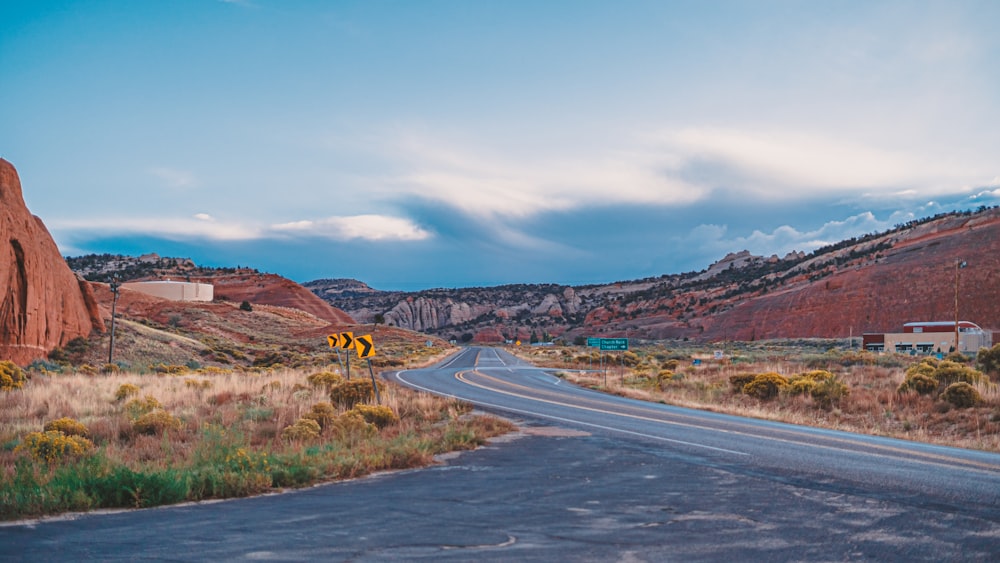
left=327, top=334, right=340, bottom=348
left=355, top=334, right=375, bottom=358
left=339, top=332, right=354, bottom=350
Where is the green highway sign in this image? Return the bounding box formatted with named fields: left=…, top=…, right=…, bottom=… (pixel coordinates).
left=586, top=337, right=601, bottom=347
left=599, top=338, right=629, bottom=351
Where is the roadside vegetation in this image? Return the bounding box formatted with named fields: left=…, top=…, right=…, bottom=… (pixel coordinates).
left=514, top=340, right=1000, bottom=452
left=0, top=362, right=513, bottom=521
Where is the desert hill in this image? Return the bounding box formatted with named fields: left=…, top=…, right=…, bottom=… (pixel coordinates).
left=0, top=159, right=103, bottom=364
left=307, top=207, right=1000, bottom=344
left=68, top=253, right=354, bottom=326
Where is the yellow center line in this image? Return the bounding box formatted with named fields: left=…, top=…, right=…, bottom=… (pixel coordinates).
left=456, top=369, right=1000, bottom=473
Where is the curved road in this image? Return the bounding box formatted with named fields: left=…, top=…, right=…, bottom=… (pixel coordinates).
left=4, top=346, right=1000, bottom=561
left=389, top=347, right=1000, bottom=522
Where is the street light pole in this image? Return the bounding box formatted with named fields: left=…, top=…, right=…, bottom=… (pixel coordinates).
left=954, top=260, right=967, bottom=353
left=108, top=275, right=121, bottom=365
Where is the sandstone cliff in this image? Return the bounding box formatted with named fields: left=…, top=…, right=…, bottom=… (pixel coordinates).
left=311, top=207, right=1000, bottom=344
left=0, top=159, right=104, bottom=364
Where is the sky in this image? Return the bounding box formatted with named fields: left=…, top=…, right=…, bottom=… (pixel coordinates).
left=2, top=0, right=998, bottom=290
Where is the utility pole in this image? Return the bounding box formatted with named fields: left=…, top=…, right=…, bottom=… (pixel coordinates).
left=954, top=260, right=967, bottom=353
left=108, top=275, right=121, bottom=365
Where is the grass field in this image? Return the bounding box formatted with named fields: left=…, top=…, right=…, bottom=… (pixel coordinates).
left=513, top=341, right=1000, bottom=452
left=0, top=365, right=513, bottom=521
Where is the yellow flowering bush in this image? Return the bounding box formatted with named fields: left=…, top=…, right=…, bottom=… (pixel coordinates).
left=349, top=404, right=400, bottom=429
left=125, top=395, right=162, bottom=419
left=16, top=430, right=94, bottom=464
left=0, top=360, right=27, bottom=391
left=43, top=417, right=90, bottom=438
left=114, top=383, right=141, bottom=401
left=133, top=410, right=182, bottom=435
left=184, top=379, right=213, bottom=390
left=302, top=402, right=337, bottom=430
left=280, top=418, right=321, bottom=441
left=306, top=371, right=343, bottom=388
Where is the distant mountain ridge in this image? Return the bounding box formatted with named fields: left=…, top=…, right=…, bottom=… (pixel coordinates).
left=306, top=207, right=1000, bottom=343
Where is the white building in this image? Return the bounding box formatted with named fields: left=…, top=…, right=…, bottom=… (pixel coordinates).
left=863, top=321, right=992, bottom=354
left=122, top=280, right=214, bottom=302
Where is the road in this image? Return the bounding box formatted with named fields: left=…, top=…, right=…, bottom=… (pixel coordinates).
left=3, top=346, right=999, bottom=561
left=388, top=347, right=1000, bottom=522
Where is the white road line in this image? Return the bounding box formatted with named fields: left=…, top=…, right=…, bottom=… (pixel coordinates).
left=393, top=370, right=748, bottom=456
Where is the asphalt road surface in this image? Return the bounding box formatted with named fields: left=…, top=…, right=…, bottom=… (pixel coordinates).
left=3, top=346, right=999, bottom=561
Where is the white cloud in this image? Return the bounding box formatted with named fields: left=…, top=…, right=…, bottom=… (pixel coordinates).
left=658, top=127, right=986, bottom=198
left=378, top=125, right=992, bottom=226
left=271, top=215, right=431, bottom=241
left=51, top=213, right=432, bottom=243
left=683, top=211, right=896, bottom=261
left=50, top=217, right=261, bottom=241
left=390, top=131, right=704, bottom=220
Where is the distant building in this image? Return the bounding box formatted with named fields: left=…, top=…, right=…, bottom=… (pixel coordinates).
left=863, top=321, right=992, bottom=354
left=122, top=280, right=214, bottom=302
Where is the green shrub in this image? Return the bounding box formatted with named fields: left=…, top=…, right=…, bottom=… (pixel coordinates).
left=280, top=418, right=321, bottom=441
left=728, top=373, right=756, bottom=392
left=329, top=379, right=382, bottom=409
left=940, top=382, right=982, bottom=409
left=302, top=402, right=337, bottom=430
left=44, top=417, right=90, bottom=438
left=132, top=410, right=182, bottom=435
left=307, top=371, right=344, bottom=388
left=184, top=379, right=213, bottom=390
left=788, top=378, right=817, bottom=396
left=114, top=383, right=141, bottom=401
left=810, top=375, right=850, bottom=408
left=124, top=395, right=162, bottom=419
left=977, top=343, right=1000, bottom=377
left=934, top=361, right=986, bottom=388
left=16, top=431, right=94, bottom=464
left=0, top=360, right=27, bottom=391
left=661, top=359, right=680, bottom=371
left=330, top=412, right=376, bottom=441
left=349, top=404, right=399, bottom=429
left=742, top=372, right=789, bottom=401
left=898, top=373, right=939, bottom=395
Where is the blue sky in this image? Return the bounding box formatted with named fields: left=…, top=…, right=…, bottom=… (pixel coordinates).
left=2, top=0, right=998, bottom=290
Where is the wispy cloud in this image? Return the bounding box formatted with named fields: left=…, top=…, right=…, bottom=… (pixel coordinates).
left=379, top=125, right=992, bottom=228
left=389, top=131, right=703, bottom=220
left=271, top=215, right=431, bottom=241
left=680, top=211, right=902, bottom=263
left=50, top=216, right=260, bottom=241
left=51, top=213, right=431, bottom=243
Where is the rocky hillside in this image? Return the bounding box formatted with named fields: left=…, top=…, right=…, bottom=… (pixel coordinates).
left=0, top=159, right=104, bottom=364
left=67, top=254, right=354, bottom=326
left=307, top=207, right=1000, bottom=343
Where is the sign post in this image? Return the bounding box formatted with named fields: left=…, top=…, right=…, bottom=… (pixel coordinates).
left=599, top=338, right=629, bottom=387
left=327, top=334, right=346, bottom=375
left=340, top=332, right=354, bottom=380
left=355, top=334, right=380, bottom=405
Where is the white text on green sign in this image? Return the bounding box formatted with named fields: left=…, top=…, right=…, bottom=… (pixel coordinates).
left=600, top=338, right=629, bottom=351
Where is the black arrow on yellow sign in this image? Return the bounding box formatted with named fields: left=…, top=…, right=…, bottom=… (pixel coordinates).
left=355, top=334, right=375, bottom=358
left=327, top=334, right=340, bottom=348
left=339, top=332, right=354, bottom=350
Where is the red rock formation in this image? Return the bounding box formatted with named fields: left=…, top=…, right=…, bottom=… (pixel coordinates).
left=188, top=272, right=354, bottom=325
left=0, top=159, right=104, bottom=364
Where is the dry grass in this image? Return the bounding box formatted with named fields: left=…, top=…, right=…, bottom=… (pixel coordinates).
left=515, top=345, right=1000, bottom=452
left=0, top=366, right=514, bottom=520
